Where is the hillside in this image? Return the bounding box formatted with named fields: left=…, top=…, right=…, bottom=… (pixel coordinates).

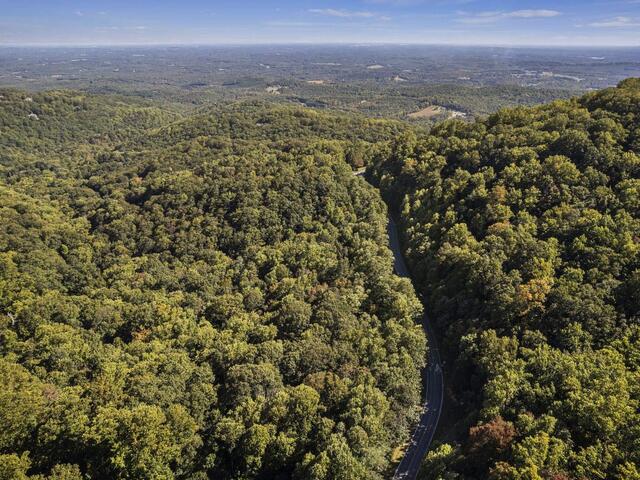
left=0, top=91, right=426, bottom=479
left=369, top=78, right=640, bottom=480
left=3, top=77, right=640, bottom=480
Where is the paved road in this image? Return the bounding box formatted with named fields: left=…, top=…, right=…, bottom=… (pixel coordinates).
left=353, top=170, right=443, bottom=479
left=387, top=217, right=444, bottom=480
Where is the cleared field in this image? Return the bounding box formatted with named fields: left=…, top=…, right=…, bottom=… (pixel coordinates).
left=407, top=105, right=444, bottom=118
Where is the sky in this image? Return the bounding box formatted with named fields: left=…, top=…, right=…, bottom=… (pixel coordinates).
left=1, top=0, right=639, bottom=47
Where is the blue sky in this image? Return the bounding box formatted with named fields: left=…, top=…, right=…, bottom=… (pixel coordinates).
left=1, top=0, right=639, bottom=46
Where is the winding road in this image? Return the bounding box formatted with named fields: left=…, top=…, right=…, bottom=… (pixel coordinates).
left=354, top=169, right=443, bottom=479
left=387, top=217, right=444, bottom=480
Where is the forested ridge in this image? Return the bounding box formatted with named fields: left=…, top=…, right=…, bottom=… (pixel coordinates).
left=369, top=78, right=640, bottom=479
left=0, top=89, right=426, bottom=479
left=3, top=77, right=640, bottom=480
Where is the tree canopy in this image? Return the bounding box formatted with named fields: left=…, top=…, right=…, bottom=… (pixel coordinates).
left=369, top=78, right=640, bottom=480
left=0, top=89, right=425, bottom=479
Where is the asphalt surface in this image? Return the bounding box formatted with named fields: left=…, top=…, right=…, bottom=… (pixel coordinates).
left=387, top=217, right=444, bottom=480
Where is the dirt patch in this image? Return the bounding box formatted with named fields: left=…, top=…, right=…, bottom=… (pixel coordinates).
left=407, top=105, right=444, bottom=119
left=306, top=80, right=326, bottom=85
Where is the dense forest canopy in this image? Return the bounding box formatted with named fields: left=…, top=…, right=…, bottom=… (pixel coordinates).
left=0, top=89, right=426, bottom=479
left=369, top=78, right=640, bottom=480
left=3, top=74, right=640, bottom=480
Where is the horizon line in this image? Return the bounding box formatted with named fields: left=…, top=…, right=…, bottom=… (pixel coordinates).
left=1, top=41, right=640, bottom=49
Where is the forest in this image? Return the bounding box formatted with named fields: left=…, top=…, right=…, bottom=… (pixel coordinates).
left=0, top=89, right=425, bottom=479
left=368, top=78, right=640, bottom=479
left=2, top=74, right=640, bottom=480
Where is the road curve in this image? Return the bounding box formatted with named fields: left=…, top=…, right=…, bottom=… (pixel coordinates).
left=353, top=169, right=443, bottom=479
left=387, top=217, right=444, bottom=480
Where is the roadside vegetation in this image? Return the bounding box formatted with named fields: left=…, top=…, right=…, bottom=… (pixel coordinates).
left=369, top=78, right=640, bottom=480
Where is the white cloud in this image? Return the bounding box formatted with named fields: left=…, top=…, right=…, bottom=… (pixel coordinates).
left=506, top=9, right=561, bottom=18
left=457, top=9, right=561, bottom=24
left=364, top=0, right=423, bottom=4
left=309, top=8, right=391, bottom=20
left=588, top=16, right=640, bottom=27
left=74, top=11, right=84, bottom=16
left=97, top=25, right=149, bottom=32
left=365, top=0, right=474, bottom=4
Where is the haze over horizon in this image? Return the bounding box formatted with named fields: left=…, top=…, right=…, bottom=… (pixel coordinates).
left=1, top=0, right=639, bottom=47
